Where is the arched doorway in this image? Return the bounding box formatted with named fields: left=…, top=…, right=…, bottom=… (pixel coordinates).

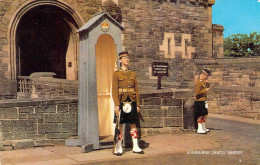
left=95, top=34, right=117, bottom=137
left=16, top=5, right=79, bottom=79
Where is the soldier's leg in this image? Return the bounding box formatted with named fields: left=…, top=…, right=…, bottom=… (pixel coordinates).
left=202, top=115, right=210, bottom=132
left=197, top=116, right=207, bottom=134
left=115, top=124, right=124, bottom=156
left=130, top=124, right=144, bottom=154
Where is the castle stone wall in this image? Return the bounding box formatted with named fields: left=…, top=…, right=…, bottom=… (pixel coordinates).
left=120, top=0, right=214, bottom=83
left=0, top=0, right=215, bottom=98
left=196, top=58, right=260, bottom=119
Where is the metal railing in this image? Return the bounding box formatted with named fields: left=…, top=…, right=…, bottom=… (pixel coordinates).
left=17, top=76, right=32, bottom=95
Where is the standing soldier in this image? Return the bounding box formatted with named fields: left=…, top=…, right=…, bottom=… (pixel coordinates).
left=195, top=69, right=211, bottom=134
left=112, top=51, right=144, bottom=156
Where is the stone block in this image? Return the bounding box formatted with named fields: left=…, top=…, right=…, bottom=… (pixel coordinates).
left=147, top=109, right=167, bottom=117
left=54, top=139, right=65, bottom=145
left=241, top=112, right=258, bottom=119
left=140, top=109, right=148, bottom=117
left=34, top=139, right=54, bottom=147
left=12, top=132, right=27, bottom=139
left=3, top=140, right=12, bottom=146
left=140, top=118, right=163, bottom=128
left=1, top=120, right=36, bottom=132
left=0, top=108, right=18, bottom=119
left=57, top=104, right=69, bottom=113
left=28, top=114, right=44, bottom=120
left=18, top=107, right=34, bottom=113
left=0, top=100, right=41, bottom=108
left=3, top=132, right=12, bottom=139
left=167, top=106, right=182, bottom=117
left=162, top=98, right=182, bottom=106
left=26, top=134, right=45, bottom=139
left=164, top=117, right=182, bottom=127
left=69, top=104, right=78, bottom=114
left=35, top=104, right=56, bottom=113
left=0, top=51, right=8, bottom=57
left=38, top=123, right=61, bottom=133
left=3, top=146, right=13, bottom=151
left=44, top=114, right=76, bottom=123
left=61, top=122, right=78, bottom=134
left=140, top=92, right=173, bottom=98
left=18, top=114, right=28, bottom=119
left=65, top=139, right=79, bottom=147
left=141, top=105, right=161, bottom=110
left=142, top=97, right=161, bottom=105
left=173, top=90, right=193, bottom=98
left=44, top=114, right=66, bottom=123
left=12, top=139, right=34, bottom=149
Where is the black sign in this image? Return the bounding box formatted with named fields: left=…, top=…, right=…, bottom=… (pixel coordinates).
left=152, top=62, right=169, bottom=76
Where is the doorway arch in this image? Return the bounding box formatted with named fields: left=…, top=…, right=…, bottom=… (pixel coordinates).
left=8, top=0, right=84, bottom=80
left=96, top=34, right=117, bottom=137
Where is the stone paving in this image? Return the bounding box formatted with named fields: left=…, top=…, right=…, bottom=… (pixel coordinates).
left=203, top=115, right=260, bottom=165
left=0, top=113, right=259, bottom=165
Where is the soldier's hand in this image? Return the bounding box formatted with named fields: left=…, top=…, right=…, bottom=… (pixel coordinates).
left=115, top=106, right=120, bottom=116
left=137, top=107, right=140, bottom=113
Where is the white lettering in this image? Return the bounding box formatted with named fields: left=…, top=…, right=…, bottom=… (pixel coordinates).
left=211, top=150, right=226, bottom=154
left=228, top=151, right=243, bottom=155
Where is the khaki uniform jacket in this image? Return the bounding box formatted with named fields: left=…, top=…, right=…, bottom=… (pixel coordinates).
left=112, top=68, right=140, bottom=107
left=195, top=79, right=210, bottom=101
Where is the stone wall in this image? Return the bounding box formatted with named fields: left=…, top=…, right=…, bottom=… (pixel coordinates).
left=121, top=0, right=214, bottom=83
left=30, top=73, right=78, bottom=99
left=0, top=87, right=192, bottom=150
left=0, top=0, right=101, bottom=98
left=139, top=88, right=192, bottom=136
left=0, top=0, right=215, bottom=98
left=0, top=97, right=78, bottom=150
left=31, top=78, right=78, bottom=98
left=212, top=24, right=224, bottom=58
left=17, top=72, right=78, bottom=99
left=195, top=58, right=260, bottom=119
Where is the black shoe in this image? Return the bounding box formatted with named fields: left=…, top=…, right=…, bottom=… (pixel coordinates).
left=114, top=152, right=123, bottom=156
left=133, top=150, right=144, bottom=154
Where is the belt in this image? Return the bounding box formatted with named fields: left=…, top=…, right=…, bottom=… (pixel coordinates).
left=118, top=87, right=135, bottom=93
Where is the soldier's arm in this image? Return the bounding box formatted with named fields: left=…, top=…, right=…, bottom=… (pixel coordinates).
left=195, top=81, right=207, bottom=96
left=112, top=72, right=120, bottom=106
left=133, top=72, right=140, bottom=107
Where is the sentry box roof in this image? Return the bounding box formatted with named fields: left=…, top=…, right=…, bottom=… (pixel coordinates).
left=76, top=11, right=125, bottom=33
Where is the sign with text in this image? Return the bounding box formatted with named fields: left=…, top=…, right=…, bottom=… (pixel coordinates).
left=152, top=62, right=169, bottom=77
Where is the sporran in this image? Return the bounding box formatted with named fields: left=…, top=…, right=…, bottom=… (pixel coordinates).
left=123, top=101, right=132, bottom=113
left=205, top=101, right=208, bottom=109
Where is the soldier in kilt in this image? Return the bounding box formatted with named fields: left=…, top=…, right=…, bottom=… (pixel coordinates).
left=195, top=69, right=211, bottom=134
left=112, top=52, right=144, bottom=156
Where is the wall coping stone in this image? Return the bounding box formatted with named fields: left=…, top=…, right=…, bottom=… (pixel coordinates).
left=30, top=72, right=56, bottom=79
left=0, top=97, right=78, bottom=108
left=213, top=85, right=260, bottom=97
left=0, top=87, right=193, bottom=108
left=196, top=57, right=260, bottom=65
left=140, top=86, right=193, bottom=99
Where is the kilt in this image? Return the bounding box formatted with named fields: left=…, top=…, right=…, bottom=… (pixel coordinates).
left=194, top=101, right=208, bottom=118
left=114, top=97, right=138, bottom=124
